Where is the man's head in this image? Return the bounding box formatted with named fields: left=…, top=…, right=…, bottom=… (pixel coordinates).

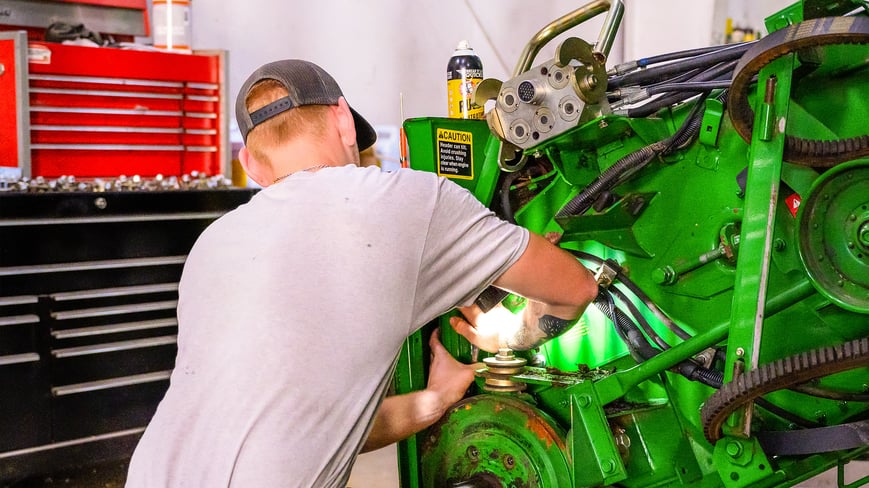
left=235, top=60, right=377, bottom=182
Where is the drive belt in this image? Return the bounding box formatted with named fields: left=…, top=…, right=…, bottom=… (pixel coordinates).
left=700, top=337, right=869, bottom=444
left=729, top=16, right=869, bottom=166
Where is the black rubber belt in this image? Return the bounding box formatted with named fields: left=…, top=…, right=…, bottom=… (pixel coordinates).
left=729, top=16, right=869, bottom=166
left=757, top=419, right=869, bottom=456
left=701, top=337, right=869, bottom=443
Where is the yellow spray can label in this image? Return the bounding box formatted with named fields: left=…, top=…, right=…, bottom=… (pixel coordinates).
left=447, top=41, right=484, bottom=119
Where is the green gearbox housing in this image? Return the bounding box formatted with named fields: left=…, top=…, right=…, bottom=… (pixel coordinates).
left=395, top=0, right=869, bottom=487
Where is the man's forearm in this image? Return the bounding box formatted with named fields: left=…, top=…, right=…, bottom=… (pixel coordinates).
left=361, top=390, right=447, bottom=453
left=502, top=303, right=581, bottom=351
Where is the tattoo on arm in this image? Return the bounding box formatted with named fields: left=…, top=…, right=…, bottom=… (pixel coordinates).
left=505, top=314, right=577, bottom=350
left=538, top=314, right=575, bottom=339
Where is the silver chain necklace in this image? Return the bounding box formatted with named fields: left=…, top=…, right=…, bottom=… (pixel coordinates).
left=273, top=164, right=330, bottom=183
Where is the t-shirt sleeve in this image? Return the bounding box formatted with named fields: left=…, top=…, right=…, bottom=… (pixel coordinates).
left=412, top=177, right=529, bottom=327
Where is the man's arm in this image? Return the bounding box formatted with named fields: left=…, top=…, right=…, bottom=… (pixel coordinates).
left=361, top=329, right=479, bottom=453
left=450, top=231, right=598, bottom=352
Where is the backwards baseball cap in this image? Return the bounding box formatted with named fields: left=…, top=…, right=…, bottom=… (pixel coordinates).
left=235, top=59, right=377, bottom=151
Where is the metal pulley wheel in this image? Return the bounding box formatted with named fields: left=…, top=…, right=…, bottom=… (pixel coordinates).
left=797, top=159, right=869, bottom=313
left=420, top=395, right=570, bottom=488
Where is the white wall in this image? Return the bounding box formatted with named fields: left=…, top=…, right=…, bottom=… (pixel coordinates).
left=189, top=0, right=799, bottom=129
left=192, top=0, right=616, bottom=128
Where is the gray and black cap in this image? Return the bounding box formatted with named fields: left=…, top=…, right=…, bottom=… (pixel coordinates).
left=235, top=59, right=377, bottom=150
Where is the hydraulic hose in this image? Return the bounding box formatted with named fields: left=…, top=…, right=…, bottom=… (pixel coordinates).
left=569, top=250, right=693, bottom=342
left=609, top=41, right=753, bottom=89
left=608, top=281, right=670, bottom=350
left=595, top=290, right=660, bottom=361
left=555, top=143, right=661, bottom=218
left=498, top=170, right=523, bottom=224
left=557, top=91, right=708, bottom=219
left=594, top=289, right=723, bottom=388
left=624, top=60, right=737, bottom=118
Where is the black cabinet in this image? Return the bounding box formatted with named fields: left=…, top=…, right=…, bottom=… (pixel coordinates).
left=0, top=188, right=256, bottom=481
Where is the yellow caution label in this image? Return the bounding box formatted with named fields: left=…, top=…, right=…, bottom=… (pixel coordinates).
left=436, top=129, right=474, bottom=180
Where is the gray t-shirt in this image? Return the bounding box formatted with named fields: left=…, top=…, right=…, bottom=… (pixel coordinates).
left=125, top=164, right=528, bottom=487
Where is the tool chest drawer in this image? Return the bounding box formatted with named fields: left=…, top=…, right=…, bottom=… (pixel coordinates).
left=0, top=188, right=256, bottom=480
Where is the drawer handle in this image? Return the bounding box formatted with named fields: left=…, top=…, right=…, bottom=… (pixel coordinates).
left=53, top=317, right=178, bottom=339
left=51, top=282, right=178, bottom=302
left=0, top=314, right=39, bottom=327
left=53, top=335, right=177, bottom=358
left=52, top=370, right=172, bottom=396
left=0, top=255, right=187, bottom=277
left=0, top=353, right=40, bottom=366
left=52, top=300, right=178, bottom=321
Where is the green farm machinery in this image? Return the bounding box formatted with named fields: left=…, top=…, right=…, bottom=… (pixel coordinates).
left=396, top=0, right=869, bottom=486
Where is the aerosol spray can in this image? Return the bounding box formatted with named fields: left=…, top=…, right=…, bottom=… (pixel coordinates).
left=447, top=40, right=484, bottom=119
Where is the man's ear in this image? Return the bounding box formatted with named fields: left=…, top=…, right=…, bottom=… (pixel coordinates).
left=239, top=146, right=270, bottom=187
left=334, top=97, right=358, bottom=149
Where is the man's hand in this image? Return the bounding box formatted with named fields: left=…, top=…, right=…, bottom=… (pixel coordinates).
left=426, top=328, right=480, bottom=406
left=361, top=328, right=480, bottom=453
left=449, top=304, right=508, bottom=353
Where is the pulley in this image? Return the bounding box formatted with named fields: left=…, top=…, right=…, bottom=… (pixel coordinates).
left=797, top=159, right=869, bottom=313
left=420, top=395, right=570, bottom=488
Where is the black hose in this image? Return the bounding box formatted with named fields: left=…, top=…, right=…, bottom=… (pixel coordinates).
left=646, top=80, right=732, bottom=95
left=569, top=251, right=693, bottom=341
left=608, top=282, right=670, bottom=350
left=636, top=43, right=749, bottom=68
left=555, top=143, right=661, bottom=218
left=498, top=171, right=522, bottom=224
left=609, top=42, right=753, bottom=89
left=625, top=59, right=737, bottom=118
left=594, top=290, right=660, bottom=361
left=557, top=91, right=708, bottom=219
left=594, top=289, right=723, bottom=388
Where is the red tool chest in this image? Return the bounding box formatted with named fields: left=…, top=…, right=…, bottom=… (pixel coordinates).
left=0, top=31, right=229, bottom=179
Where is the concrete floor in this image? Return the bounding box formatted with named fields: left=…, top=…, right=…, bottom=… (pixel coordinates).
left=1, top=444, right=865, bottom=487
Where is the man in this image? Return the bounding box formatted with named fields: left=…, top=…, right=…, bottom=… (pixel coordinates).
left=126, top=59, right=597, bottom=487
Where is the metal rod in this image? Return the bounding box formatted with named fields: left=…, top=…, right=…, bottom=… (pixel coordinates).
left=513, top=0, right=611, bottom=76
left=593, top=0, right=625, bottom=63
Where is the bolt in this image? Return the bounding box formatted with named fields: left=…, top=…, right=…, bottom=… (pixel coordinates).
left=736, top=347, right=745, bottom=357
left=858, top=223, right=869, bottom=247
left=838, top=280, right=845, bottom=287
left=726, top=441, right=743, bottom=458
left=503, top=454, right=515, bottom=470
left=773, top=239, right=786, bottom=251
left=467, top=446, right=479, bottom=460
left=599, top=120, right=608, bottom=129
left=578, top=395, right=592, bottom=408
left=0, top=63, right=5, bottom=76
left=601, top=459, right=616, bottom=473
left=850, top=214, right=858, bottom=222
left=94, top=197, right=107, bottom=210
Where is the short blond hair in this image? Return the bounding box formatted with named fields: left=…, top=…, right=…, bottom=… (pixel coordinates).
left=244, top=79, right=331, bottom=166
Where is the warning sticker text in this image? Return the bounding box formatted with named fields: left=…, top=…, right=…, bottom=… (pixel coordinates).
left=436, top=128, right=473, bottom=180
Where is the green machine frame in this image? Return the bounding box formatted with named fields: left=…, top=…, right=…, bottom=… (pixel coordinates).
left=394, top=1, right=869, bottom=487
